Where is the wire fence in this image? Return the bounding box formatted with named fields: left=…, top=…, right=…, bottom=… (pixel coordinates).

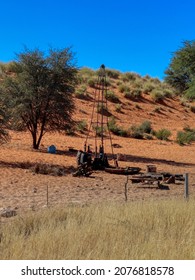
left=0, top=172, right=195, bottom=224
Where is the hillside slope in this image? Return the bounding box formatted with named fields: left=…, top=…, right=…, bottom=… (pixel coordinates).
left=74, top=68, right=195, bottom=140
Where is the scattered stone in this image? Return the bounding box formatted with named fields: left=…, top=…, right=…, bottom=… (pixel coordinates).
left=0, top=207, right=17, bottom=218
left=112, top=143, right=122, bottom=148
left=42, top=205, right=48, bottom=208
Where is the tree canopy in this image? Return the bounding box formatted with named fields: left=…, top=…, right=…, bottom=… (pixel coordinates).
left=165, top=40, right=195, bottom=99
left=1, top=47, right=78, bottom=149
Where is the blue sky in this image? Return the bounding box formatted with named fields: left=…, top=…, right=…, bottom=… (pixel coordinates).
left=0, top=0, right=195, bottom=79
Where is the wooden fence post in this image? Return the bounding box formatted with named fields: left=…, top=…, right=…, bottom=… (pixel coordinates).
left=124, top=176, right=128, bottom=202
left=184, top=173, right=189, bottom=200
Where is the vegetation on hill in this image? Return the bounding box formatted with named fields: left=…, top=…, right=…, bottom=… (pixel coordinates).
left=77, top=67, right=175, bottom=102
left=1, top=40, right=195, bottom=146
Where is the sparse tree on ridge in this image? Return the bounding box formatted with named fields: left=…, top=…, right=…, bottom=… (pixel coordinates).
left=165, top=40, right=195, bottom=99
left=2, top=47, right=78, bottom=149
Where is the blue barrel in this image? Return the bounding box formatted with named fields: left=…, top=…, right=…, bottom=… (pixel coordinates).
left=47, top=145, right=56, bottom=154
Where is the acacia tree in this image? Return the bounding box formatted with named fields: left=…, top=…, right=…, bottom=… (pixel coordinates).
left=2, top=47, right=78, bottom=149
left=165, top=40, right=195, bottom=99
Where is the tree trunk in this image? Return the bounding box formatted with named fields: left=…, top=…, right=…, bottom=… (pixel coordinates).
left=33, top=143, right=39, bottom=149
left=32, top=131, right=39, bottom=149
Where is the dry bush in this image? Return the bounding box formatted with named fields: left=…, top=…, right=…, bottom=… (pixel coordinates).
left=32, top=163, right=68, bottom=176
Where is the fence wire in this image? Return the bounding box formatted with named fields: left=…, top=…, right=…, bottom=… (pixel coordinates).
left=0, top=173, right=195, bottom=225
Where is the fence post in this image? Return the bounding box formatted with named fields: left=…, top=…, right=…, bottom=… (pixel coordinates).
left=184, top=173, right=189, bottom=200
left=124, top=176, right=128, bottom=202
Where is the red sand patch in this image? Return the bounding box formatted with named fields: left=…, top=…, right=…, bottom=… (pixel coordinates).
left=0, top=130, right=195, bottom=212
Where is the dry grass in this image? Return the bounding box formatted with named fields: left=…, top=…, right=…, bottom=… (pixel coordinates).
left=0, top=198, right=195, bottom=260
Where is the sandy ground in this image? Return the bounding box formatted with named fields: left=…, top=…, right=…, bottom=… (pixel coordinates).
left=1, top=87, right=195, bottom=213
left=1, top=130, right=195, bottom=214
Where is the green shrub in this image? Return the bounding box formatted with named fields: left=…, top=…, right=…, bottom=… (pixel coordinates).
left=132, top=88, right=142, bottom=98
left=133, top=79, right=143, bottom=89
left=88, top=77, right=97, bottom=88
left=118, top=83, right=130, bottom=93
left=128, top=125, right=144, bottom=139
left=117, top=129, right=128, bottom=137
left=150, top=89, right=164, bottom=102
left=124, top=91, right=133, bottom=99
left=151, top=89, right=163, bottom=102
left=162, top=88, right=174, bottom=98
left=78, top=68, right=95, bottom=83
left=150, top=84, right=174, bottom=101
left=75, top=85, right=89, bottom=99
left=128, top=121, right=153, bottom=139
left=143, top=74, right=152, bottom=80
left=92, top=125, right=106, bottom=137
left=108, top=117, right=120, bottom=133
left=176, top=130, right=195, bottom=145
left=80, top=67, right=95, bottom=76
left=124, top=88, right=142, bottom=99
left=97, top=103, right=105, bottom=113
left=5, top=61, right=20, bottom=73
left=77, top=74, right=84, bottom=84
left=105, top=91, right=120, bottom=103
left=143, top=82, right=155, bottom=93
left=150, top=77, right=161, bottom=84
left=0, top=62, right=6, bottom=75
left=108, top=117, right=128, bottom=137
left=155, top=128, right=171, bottom=141
left=97, top=104, right=110, bottom=116
left=106, top=69, right=120, bottom=79
left=0, top=62, right=22, bottom=76
left=179, top=97, right=189, bottom=107
left=77, top=120, right=88, bottom=132
left=115, top=103, right=122, bottom=113
left=121, top=72, right=137, bottom=82
left=139, top=120, right=152, bottom=134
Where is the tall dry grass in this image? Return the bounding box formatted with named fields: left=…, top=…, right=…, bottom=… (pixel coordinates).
left=0, top=198, right=195, bottom=260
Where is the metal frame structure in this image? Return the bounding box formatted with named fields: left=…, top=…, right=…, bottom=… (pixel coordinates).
left=84, top=64, right=114, bottom=163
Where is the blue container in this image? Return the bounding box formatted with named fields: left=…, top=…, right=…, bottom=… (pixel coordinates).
left=47, top=145, right=56, bottom=154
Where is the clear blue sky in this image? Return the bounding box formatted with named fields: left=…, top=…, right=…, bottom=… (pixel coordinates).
left=0, top=0, right=195, bottom=79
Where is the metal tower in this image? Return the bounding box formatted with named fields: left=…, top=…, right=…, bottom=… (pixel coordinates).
left=84, top=64, right=114, bottom=166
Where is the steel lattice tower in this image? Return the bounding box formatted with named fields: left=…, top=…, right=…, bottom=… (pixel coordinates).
left=84, top=64, right=114, bottom=162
